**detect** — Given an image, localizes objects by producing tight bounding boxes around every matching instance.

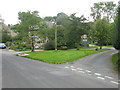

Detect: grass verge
[19,49,109,64]
[112,53,119,72]
[79,46,98,49]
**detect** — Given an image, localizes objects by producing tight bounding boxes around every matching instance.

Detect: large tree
[113,2,120,50]
[91,1,116,22]
[89,18,110,49]
[13,11,42,39]
[12,11,42,51]
[43,12,71,47]
[66,13,87,48]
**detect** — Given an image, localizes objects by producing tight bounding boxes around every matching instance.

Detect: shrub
[44,41,55,50]
[10,43,31,51]
[6,41,12,47]
[61,46,68,50]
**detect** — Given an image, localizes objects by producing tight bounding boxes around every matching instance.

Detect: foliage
[1,30,12,43]
[7,40,31,51]
[56,25,66,46]
[113,5,120,50]
[13,11,42,40]
[60,46,68,50]
[66,13,87,48]
[20,49,109,64]
[56,12,70,26]
[112,53,119,72]
[89,18,111,48]
[90,1,116,22]
[44,41,55,50]
[10,44,31,51]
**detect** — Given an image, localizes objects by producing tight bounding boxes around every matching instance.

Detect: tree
[56,12,70,26]
[102,2,116,22]
[89,18,110,49]
[90,1,116,22]
[44,16,54,21]
[90,2,103,21]
[13,11,42,51]
[113,2,120,50]
[1,30,12,43]
[43,12,71,47]
[56,25,66,46]
[66,13,87,49]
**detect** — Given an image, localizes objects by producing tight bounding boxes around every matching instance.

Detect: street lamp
[52,21,57,50]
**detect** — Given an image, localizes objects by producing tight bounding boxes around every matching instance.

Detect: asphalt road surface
[2,49,119,88]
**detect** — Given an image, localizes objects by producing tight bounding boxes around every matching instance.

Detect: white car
[0,43,6,49]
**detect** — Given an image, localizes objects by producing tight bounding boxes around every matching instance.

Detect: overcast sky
[0,0,119,25]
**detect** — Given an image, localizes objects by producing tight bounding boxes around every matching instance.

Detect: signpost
[81,34,88,41]
[81,34,88,47]
[29,26,39,51]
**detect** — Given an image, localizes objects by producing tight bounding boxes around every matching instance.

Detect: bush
[44,41,55,50]
[6,41,12,47]
[10,43,31,51]
[61,46,68,50]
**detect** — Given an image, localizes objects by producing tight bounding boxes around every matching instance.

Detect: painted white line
[97,77,105,80]
[105,76,113,79]
[85,70,91,73]
[78,71,85,73]
[110,81,119,85]
[70,66,74,67]
[65,66,70,68]
[77,68,83,70]
[94,73,101,76]
[71,69,77,71]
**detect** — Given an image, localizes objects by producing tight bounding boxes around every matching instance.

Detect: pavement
[1,48,119,88]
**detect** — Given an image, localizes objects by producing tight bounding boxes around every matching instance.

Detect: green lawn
[112,53,119,72]
[79,45,113,49]
[79,46,98,49]
[19,49,109,64]
[103,45,113,47]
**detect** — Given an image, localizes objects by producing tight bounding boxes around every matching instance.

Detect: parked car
[0,43,6,49]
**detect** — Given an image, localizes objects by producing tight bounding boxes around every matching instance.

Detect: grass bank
[112,53,119,72]
[19,49,109,64]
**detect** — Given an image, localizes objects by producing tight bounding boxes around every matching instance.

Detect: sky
[0,0,119,25]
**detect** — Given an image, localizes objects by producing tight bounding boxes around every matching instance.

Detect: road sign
[31,36,38,38]
[81,34,88,42]
[81,34,88,39]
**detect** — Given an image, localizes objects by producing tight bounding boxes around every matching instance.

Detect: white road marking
[70,66,74,68]
[94,73,101,76]
[77,68,83,70]
[105,76,113,79]
[97,77,105,80]
[71,69,77,71]
[110,81,119,85]
[78,71,85,73]
[85,70,91,73]
[65,66,69,68]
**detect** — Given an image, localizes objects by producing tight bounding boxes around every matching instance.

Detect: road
[2,49,119,88]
